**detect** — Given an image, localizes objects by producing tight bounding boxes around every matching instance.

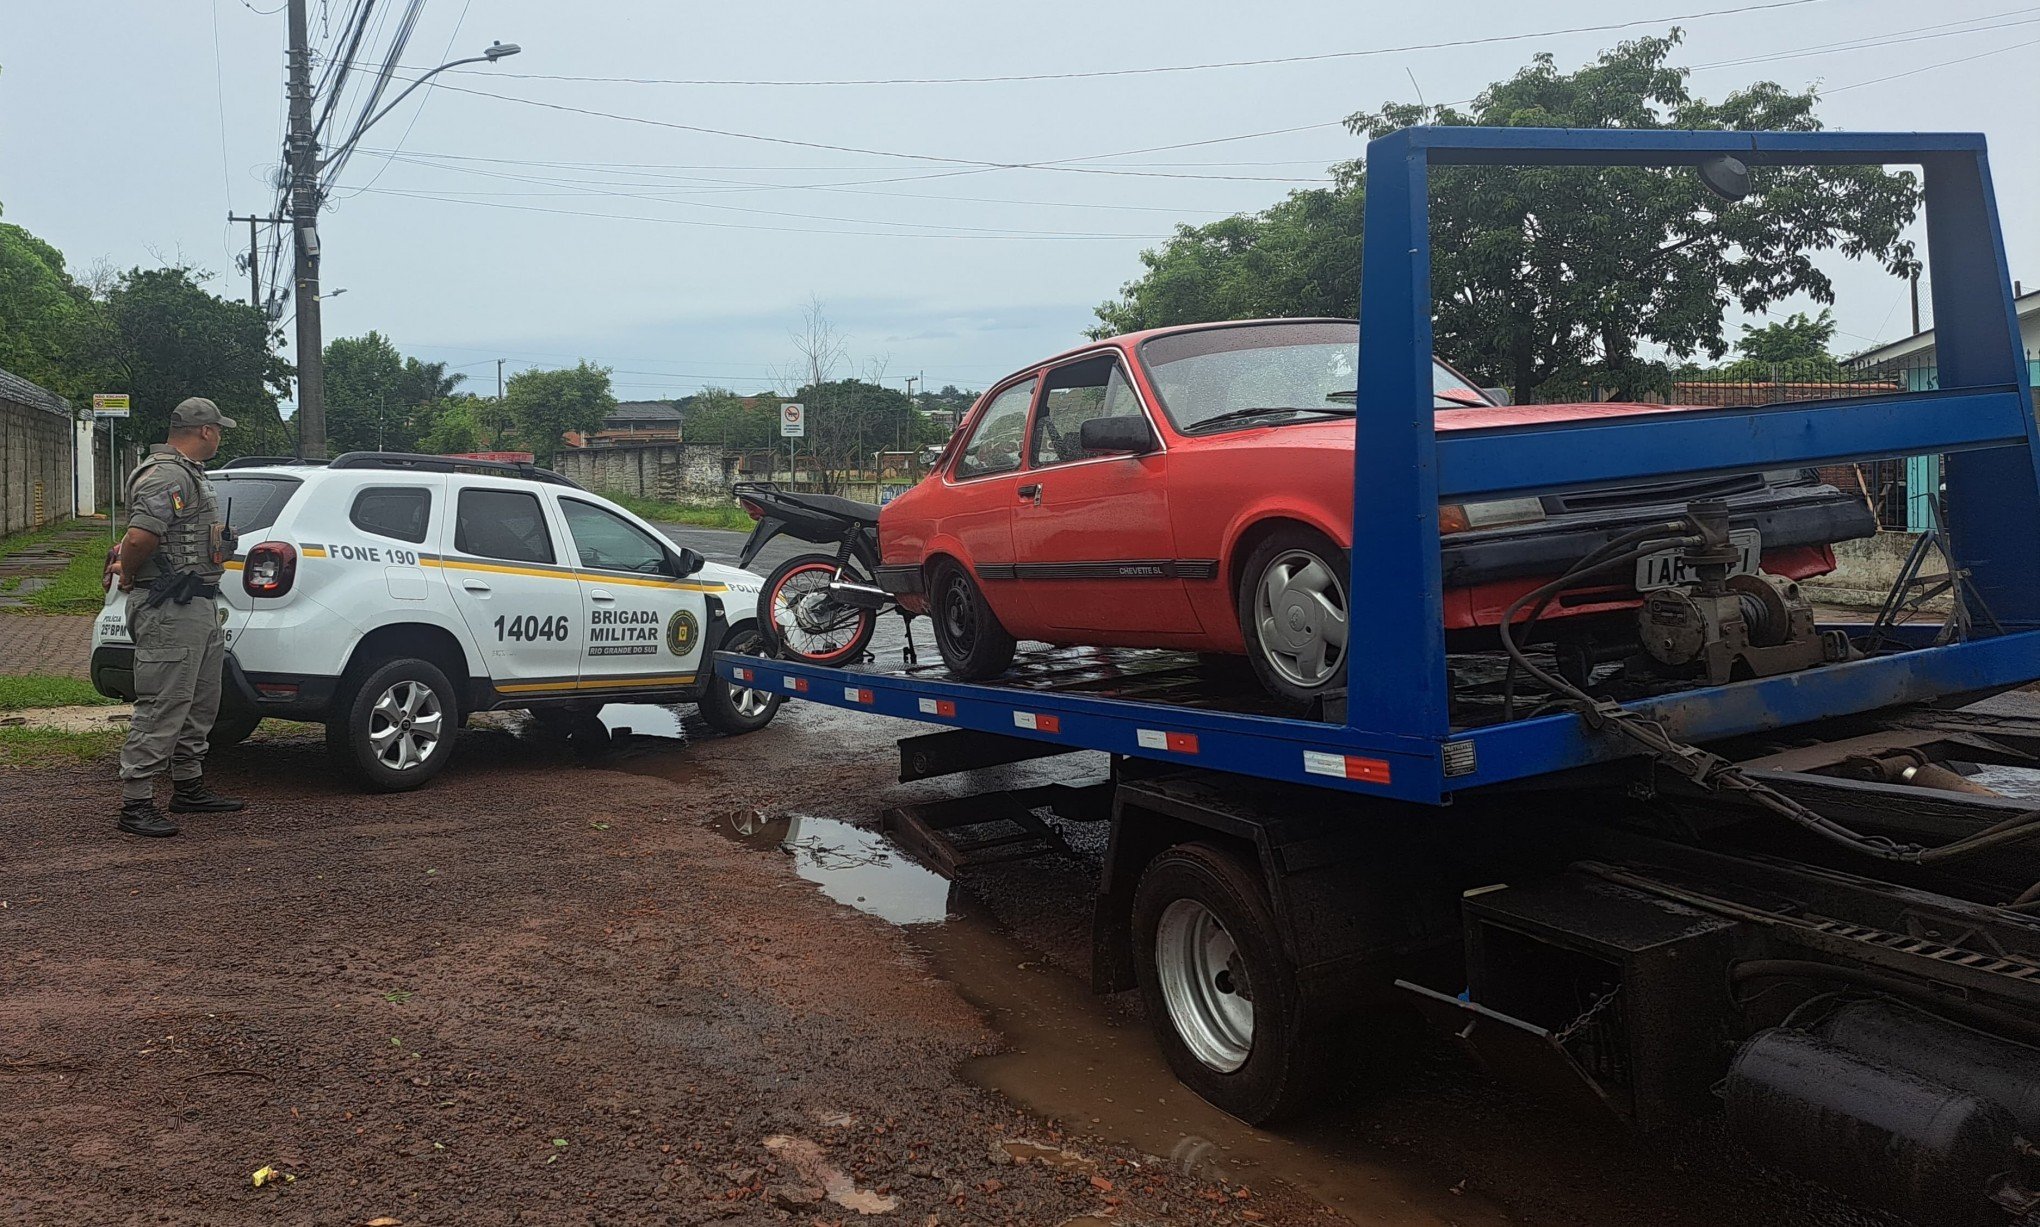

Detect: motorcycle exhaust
[826,579,890,610]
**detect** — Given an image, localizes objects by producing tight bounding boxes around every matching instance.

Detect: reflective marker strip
[1136,729,1200,754]
[731,666,753,682]
[917,698,956,717]
[1013,711,1061,733]
[843,686,874,704]
[1302,750,1392,784]
[781,676,808,692]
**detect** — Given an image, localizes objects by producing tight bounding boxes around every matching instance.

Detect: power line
[1824,31,2040,91]
[339,0,1834,87]
[1688,8,2040,70]
[333,0,473,198]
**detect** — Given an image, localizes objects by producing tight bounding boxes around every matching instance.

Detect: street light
[288,34,521,460]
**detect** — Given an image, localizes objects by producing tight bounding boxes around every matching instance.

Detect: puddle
[1962,763,2040,799]
[601,703,691,741]
[715,812,952,926]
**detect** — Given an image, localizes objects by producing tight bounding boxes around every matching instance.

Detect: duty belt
[138,574,222,607]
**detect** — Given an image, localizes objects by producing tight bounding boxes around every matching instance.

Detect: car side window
[454,488,555,565]
[560,499,671,575]
[954,378,1037,479]
[1030,356,1145,466]
[349,486,431,544]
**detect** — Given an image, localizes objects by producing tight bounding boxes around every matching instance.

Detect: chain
[1553,984,1622,1048]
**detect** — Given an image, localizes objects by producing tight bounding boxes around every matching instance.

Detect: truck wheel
[1237,527,1349,709]
[929,559,1016,680]
[210,712,263,747]
[328,658,459,792]
[1132,841,1331,1124]
[698,621,782,735]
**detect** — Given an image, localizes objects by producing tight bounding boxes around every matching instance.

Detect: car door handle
[589,589,617,603]
[462,579,491,594]
[1017,484,1042,504]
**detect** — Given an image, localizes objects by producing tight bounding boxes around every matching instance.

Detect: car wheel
[529,705,611,756]
[697,621,783,736]
[328,657,458,792]
[1132,842,1333,1124]
[1236,527,1349,709]
[928,559,1015,680]
[210,712,263,748]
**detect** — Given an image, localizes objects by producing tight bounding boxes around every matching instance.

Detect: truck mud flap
[1395,981,1624,1123]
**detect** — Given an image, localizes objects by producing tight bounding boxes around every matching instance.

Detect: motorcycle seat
[781,492,882,526]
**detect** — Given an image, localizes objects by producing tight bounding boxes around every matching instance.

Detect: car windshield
[1139,321,1490,432]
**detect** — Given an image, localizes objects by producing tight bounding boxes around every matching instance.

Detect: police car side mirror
[670,546,705,578]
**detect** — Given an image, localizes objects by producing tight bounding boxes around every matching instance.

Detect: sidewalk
[0,614,95,679]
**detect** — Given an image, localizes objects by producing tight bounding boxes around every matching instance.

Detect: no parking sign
[780,403,805,437]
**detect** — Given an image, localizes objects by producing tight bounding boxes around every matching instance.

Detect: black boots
[118,798,180,837]
[169,777,247,814]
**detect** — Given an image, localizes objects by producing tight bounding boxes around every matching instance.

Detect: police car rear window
[210,475,301,536]
[351,486,431,544]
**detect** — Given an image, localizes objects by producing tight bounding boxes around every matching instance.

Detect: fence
[1529,357,2040,532]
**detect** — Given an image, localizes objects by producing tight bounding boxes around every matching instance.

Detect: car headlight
[1439,497,1547,534]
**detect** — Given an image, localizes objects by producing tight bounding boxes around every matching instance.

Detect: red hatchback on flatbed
[876,319,1876,705]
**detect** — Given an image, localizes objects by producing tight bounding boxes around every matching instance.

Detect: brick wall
[0,368,77,536]
[554,442,743,503]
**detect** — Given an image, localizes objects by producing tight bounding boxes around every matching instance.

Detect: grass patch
[0,675,117,711]
[601,493,753,532]
[0,517,93,560]
[0,726,122,769]
[27,547,112,613]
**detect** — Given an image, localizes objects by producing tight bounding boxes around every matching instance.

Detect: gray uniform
[118,445,228,802]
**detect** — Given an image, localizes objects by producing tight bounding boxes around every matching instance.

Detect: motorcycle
[732,482,920,667]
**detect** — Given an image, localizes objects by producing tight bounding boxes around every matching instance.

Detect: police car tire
[698,621,782,736]
[210,712,263,748]
[329,657,459,792]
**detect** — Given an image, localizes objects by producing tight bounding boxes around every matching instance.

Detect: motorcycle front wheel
[760,553,878,668]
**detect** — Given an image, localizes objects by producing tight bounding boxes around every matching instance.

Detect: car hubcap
[368,680,443,771]
[1254,549,1347,689]
[1154,898,1254,1073]
[724,631,773,717]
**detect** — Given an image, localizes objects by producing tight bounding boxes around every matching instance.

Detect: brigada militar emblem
[666,610,699,656]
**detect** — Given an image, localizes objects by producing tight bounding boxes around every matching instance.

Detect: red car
[875,319,1876,705]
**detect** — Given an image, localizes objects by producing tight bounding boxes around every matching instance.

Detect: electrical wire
[1824,33,2040,92]
[332,0,473,199]
[333,1,1834,87]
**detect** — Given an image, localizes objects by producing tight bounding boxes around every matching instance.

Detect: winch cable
[1495,526,2040,872]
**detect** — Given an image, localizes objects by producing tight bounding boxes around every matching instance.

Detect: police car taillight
[244,542,297,596]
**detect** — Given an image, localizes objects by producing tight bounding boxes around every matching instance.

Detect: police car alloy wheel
[369,679,444,770]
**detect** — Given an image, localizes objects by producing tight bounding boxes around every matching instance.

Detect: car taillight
[243,542,297,596]
[740,498,765,521]
[1438,498,1547,534]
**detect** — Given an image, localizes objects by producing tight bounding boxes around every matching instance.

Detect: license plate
[1634,529,1760,591]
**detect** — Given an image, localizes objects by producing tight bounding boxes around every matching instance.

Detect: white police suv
[90,452,780,791]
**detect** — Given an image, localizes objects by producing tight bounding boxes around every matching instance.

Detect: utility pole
[1909,268,1922,336]
[285,0,327,459]
[227,214,281,308]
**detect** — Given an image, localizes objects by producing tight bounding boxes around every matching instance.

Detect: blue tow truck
[719,128,2040,1225]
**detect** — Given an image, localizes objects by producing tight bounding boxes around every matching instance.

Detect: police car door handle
[589,589,617,603]
[462,579,491,593]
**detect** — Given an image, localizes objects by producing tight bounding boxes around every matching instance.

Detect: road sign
[91,393,130,419]
[780,402,806,437]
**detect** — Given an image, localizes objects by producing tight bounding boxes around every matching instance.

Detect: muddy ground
[3,524,1917,1225]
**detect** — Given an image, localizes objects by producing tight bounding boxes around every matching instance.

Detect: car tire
[210,712,263,748]
[530,705,611,756]
[1236,527,1350,710]
[1132,841,1333,1125]
[697,621,783,736]
[928,559,1015,680]
[328,657,459,792]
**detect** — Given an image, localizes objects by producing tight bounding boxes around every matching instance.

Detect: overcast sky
[4,0,2037,412]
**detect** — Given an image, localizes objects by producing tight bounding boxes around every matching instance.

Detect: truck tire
[929,559,1016,680]
[1132,841,1332,1124]
[697,621,783,736]
[328,657,459,792]
[1236,526,1349,709]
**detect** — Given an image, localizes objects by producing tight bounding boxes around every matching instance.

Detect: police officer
[106,397,248,837]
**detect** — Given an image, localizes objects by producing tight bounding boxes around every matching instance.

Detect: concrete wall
[1799,531,1948,611]
[0,368,77,537]
[555,443,743,504]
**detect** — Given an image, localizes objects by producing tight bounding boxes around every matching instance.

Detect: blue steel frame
[718,128,2040,806]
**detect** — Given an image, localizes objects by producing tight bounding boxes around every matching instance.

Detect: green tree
[795,378,935,489]
[504,362,615,467]
[418,393,489,454]
[0,214,92,394]
[682,387,779,451]
[323,331,405,453]
[1096,32,1921,404]
[1736,309,1837,364]
[81,266,293,458]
